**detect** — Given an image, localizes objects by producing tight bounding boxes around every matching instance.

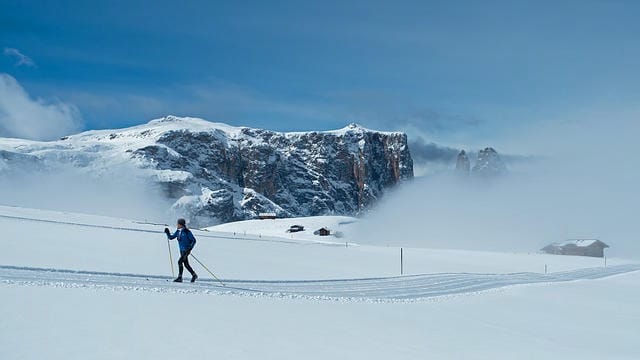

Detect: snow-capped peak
[145,115,244,135]
[325,122,403,136]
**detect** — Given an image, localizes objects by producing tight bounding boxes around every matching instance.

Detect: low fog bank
[408,136,536,177]
[358,111,640,259]
[0,164,171,223]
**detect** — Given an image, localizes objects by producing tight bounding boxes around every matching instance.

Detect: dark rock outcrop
[146,121,414,224]
[455,150,470,176]
[472,147,507,177]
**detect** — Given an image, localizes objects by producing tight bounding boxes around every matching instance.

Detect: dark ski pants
[178,249,196,277]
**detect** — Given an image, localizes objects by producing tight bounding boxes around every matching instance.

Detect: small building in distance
[258,212,277,220]
[314,227,331,236]
[287,225,305,233]
[541,239,609,258]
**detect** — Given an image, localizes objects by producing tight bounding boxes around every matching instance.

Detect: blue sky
[1,0,639,147]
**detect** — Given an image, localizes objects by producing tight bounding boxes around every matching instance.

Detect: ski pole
[190,253,225,286]
[167,238,175,278]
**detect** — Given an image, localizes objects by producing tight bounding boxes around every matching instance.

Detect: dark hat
[177,218,186,226]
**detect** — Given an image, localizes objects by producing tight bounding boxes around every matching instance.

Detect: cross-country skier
[165,218,198,283]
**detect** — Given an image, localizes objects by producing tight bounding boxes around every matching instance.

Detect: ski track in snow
[1,264,639,303]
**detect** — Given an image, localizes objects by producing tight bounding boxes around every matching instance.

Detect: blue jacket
[167,228,196,252]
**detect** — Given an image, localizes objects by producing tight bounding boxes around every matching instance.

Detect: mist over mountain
[408,136,520,177]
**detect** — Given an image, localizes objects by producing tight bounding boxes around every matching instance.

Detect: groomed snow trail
[2,264,638,303]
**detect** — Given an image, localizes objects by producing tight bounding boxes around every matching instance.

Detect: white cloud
[0,73,82,140]
[3,47,36,67]
[357,107,640,257]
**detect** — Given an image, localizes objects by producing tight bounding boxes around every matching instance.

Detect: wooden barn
[314,227,331,236]
[258,212,277,220]
[287,225,305,233]
[541,239,609,258]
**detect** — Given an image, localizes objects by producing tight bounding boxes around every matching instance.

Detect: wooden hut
[314,227,331,236]
[258,212,277,220]
[541,239,609,258]
[287,225,305,233]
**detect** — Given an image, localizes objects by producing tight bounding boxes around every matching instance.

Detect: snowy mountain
[454,150,471,176]
[451,147,507,178]
[0,116,413,225]
[472,147,507,177]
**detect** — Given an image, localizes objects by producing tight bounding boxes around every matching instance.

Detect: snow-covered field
[1,205,639,359]
[204,215,359,243]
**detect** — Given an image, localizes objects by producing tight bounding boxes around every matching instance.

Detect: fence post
[401,247,404,275]
[544,264,548,274]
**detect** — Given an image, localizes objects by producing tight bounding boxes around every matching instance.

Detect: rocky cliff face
[455,150,471,176]
[0,116,413,226]
[137,119,413,224]
[451,147,507,179]
[472,147,507,177]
